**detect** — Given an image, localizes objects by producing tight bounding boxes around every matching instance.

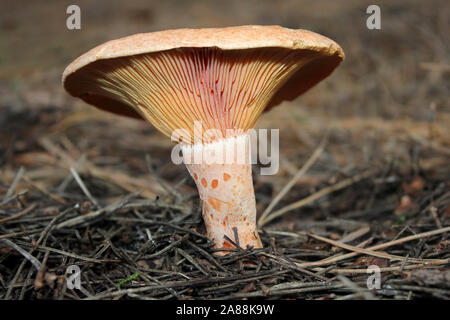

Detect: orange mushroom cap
[62,25,344,143]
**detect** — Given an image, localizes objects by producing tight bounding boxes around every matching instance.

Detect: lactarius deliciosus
[62,25,344,254]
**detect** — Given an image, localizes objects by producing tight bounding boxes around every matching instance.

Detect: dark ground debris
[0,105,448,300]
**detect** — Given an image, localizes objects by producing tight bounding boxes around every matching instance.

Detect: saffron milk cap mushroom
[62,25,344,254]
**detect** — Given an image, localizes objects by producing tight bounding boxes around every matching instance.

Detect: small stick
[30,244,120,264]
[177,248,210,276]
[56,154,87,193]
[55,192,137,229]
[70,167,100,207]
[0,228,43,240]
[2,166,25,201]
[145,154,181,201]
[4,259,27,299]
[143,235,186,259]
[233,227,241,250]
[34,250,50,289]
[1,239,41,270]
[262,253,330,282]
[339,226,371,243]
[22,175,67,204]
[0,203,36,225]
[259,136,327,225]
[0,190,28,207]
[297,225,450,268]
[315,263,447,274]
[409,132,450,156]
[308,233,448,264]
[429,206,442,229]
[38,137,161,198]
[86,270,289,300]
[337,275,377,300]
[260,170,375,227]
[185,240,228,272]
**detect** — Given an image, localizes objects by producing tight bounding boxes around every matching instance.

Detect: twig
[22,175,67,204]
[145,154,181,202]
[259,170,376,227]
[0,228,43,240]
[177,248,210,276]
[4,259,27,299]
[0,190,28,207]
[409,133,450,156]
[30,244,120,263]
[143,235,187,259]
[262,253,330,282]
[296,226,450,268]
[0,203,36,224]
[319,264,448,275]
[340,226,371,243]
[185,240,228,272]
[56,154,87,193]
[218,282,345,299]
[337,275,377,300]
[258,136,327,226]
[70,167,100,207]
[3,166,25,201]
[55,192,138,229]
[34,250,50,289]
[86,270,290,300]
[307,233,448,264]
[1,239,41,270]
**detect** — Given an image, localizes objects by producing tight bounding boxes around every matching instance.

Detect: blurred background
[0,0,449,222]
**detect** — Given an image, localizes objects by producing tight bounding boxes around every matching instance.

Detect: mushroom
[62,25,344,254]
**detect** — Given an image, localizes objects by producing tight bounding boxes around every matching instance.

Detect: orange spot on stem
[211,179,218,188]
[222,216,228,226]
[223,173,231,181]
[222,240,233,249]
[208,197,222,211]
[201,178,207,188]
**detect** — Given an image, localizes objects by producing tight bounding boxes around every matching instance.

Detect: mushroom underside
[64,47,336,143]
